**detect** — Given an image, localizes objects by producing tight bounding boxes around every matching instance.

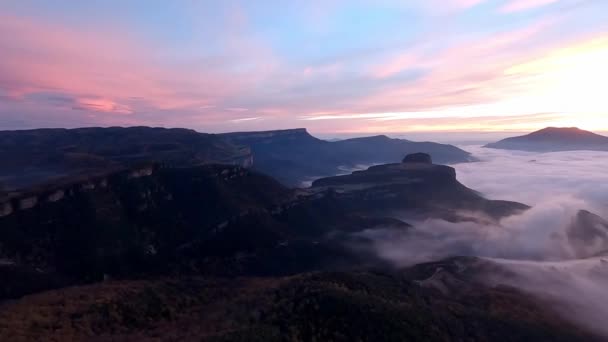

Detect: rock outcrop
[311,156,527,221]
[403,152,432,164]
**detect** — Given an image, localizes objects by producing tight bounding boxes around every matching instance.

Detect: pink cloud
[370,53,419,79]
[0,13,278,127]
[356,18,557,113]
[500,0,559,13]
[73,98,134,115]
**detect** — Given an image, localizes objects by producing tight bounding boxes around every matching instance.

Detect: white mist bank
[351,146,608,265]
[356,146,608,337]
[454,145,608,212]
[487,256,608,337]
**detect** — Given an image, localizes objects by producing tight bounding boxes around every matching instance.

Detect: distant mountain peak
[539,126,581,131]
[529,127,594,136]
[485,127,608,152]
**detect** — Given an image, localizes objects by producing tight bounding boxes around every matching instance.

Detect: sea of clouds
[455,146,608,212]
[358,145,608,264]
[355,145,608,336]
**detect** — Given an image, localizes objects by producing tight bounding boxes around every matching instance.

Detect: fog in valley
[352,145,608,336]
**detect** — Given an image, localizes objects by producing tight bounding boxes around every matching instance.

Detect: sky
[1,0,607,134]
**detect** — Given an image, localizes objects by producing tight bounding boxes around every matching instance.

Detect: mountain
[0,163,294,292]
[3,152,604,340]
[221,128,473,186]
[311,153,528,221]
[0,127,252,191]
[484,127,608,152]
[0,154,525,298]
[0,266,600,341]
[0,127,473,191]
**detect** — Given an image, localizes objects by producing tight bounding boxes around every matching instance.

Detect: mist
[455,146,608,211]
[353,145,608,337]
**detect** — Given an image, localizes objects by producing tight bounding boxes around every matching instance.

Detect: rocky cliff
[0,127,253,191]
[312,153,528,221]
[0,163,291,292]
[0,154,526,299]
[1,154,603,341]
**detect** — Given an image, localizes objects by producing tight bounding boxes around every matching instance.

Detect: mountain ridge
[221,128,473,185]
[0,127,473,190]
[0,126,253,191]
[485,127,608,152]
[1,153,606,340]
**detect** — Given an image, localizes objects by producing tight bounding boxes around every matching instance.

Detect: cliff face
[0,163,291,290]
[0,127,253,191]
[0,160,402,289]
[2,157,596,341]
[221,128,314,142]
[0,155,528,300]
[0,165,164,217]
[312,155,528,221]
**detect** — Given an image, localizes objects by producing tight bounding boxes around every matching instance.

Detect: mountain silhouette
[485,127,608,152]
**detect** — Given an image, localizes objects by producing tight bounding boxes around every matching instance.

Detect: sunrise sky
[1,0,607,134]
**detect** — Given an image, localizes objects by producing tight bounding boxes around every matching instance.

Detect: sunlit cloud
[0,0,607,132]
[73,98,133,115]
[225,107,250,112]
[229,117,262,123]
[500,0,560,13]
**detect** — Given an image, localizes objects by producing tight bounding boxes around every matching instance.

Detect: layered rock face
[312,153,526,221]
[0,163,291,294]
[0,127,253,191]
[2,152,606,341]
[0,154,525,296]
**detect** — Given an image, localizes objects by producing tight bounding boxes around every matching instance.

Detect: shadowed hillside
[221,128,473,186]
[0,269,599,341]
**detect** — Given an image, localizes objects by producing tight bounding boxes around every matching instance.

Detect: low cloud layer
[355,146,608,336]
[358,145,608,265]
[455,146,608,211]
